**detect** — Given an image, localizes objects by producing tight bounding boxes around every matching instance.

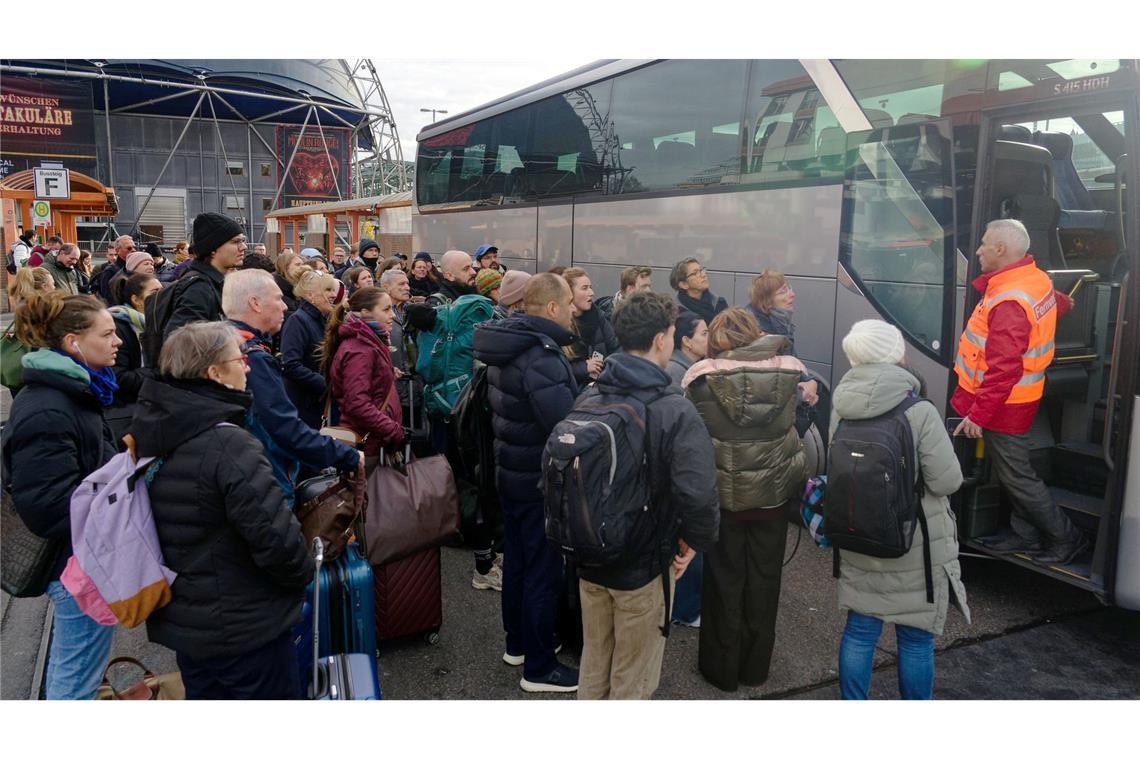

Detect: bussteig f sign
[34,167,71,200]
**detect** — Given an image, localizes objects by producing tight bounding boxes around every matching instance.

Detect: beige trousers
[577,573,675,700]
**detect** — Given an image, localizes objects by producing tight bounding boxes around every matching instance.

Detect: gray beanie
[842,319,906,367]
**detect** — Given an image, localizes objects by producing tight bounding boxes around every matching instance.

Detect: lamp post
[420,107,448,123]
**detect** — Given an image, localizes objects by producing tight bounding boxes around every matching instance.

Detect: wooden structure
[264,191,412,257]
[0,169,118,243]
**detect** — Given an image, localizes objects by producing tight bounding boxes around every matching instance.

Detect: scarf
[676,289,723,324]
[50,347,119,407]
[365,319,390,342]
[109,305,146,338]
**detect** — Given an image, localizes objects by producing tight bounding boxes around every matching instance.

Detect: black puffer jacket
[574,353,720,591]
[1,351,117,581]
[164,260,226,339]
[129,377,314,660]
[473,314,578,504]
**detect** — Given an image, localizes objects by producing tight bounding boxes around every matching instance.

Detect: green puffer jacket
[829,363,970,635]
[683,335,807,511]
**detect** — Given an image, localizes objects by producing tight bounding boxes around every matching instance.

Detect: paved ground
[3,349,1137,700]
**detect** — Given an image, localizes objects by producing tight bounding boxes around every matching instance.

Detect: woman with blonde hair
[2,268,56,394]
[273,251,305,320]
[281,269,341,430]
[681,307,808,692]
[561,267,618,385]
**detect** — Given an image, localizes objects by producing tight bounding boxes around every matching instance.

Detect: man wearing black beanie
[161,212,246,341]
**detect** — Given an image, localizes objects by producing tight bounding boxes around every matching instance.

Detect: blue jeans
[45,580,115,700]
[839,610,934,700]
[672,552,702,624]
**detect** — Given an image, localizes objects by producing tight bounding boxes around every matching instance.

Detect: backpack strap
[642,387,675,639]
[917,500,934,604]
[892,393,934,603]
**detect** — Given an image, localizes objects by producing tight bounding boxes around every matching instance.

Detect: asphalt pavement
[3,363,1137,700]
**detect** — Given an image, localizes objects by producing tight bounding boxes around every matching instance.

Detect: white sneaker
[472,563,503,592]
[673,614,700,629]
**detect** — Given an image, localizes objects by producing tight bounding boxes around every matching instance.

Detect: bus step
[1049,443,1108,496]
[1049,486,1104,533]
[964,541,1100,591]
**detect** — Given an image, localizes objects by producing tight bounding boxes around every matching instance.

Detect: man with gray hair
[224,269,362,506]
[951,218,1083,565]
[96,234,137,302]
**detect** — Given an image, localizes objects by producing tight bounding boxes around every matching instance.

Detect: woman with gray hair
[281,269,341,429]
[127,321,314,699]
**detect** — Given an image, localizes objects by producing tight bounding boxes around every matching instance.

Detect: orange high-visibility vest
[954,262,1057,405]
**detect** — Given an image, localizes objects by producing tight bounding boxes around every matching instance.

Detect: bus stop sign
[33,167,70,200]
[31,200,51,226]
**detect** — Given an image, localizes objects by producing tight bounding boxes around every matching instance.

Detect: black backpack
[542,389,675,636]
[141,273,200,367]
[542,391,662,568]
[824,394,934,602]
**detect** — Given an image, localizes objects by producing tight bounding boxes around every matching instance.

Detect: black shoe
[1028,535,1089,566]
[519,663,579,693]
[977,533,1043,554]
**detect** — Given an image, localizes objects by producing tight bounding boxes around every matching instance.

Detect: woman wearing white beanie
[830,319,968,700]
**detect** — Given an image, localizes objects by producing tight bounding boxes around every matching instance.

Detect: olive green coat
[829,363,970,635]
[683,335,807,512]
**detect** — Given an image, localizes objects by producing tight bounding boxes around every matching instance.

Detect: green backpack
[415,294,496,418]
[0,324,30,391]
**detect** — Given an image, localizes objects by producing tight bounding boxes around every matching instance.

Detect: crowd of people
[15,213,1084,702]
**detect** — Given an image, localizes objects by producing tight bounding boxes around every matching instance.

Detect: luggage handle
[311,537,324,696]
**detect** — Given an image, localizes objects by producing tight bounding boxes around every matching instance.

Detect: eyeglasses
[217,353,248,368]
[776,284,793,296]
[685,267,706,279]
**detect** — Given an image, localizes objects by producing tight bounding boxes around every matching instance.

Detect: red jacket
[328,316,404,457]
[951,256,1071,434]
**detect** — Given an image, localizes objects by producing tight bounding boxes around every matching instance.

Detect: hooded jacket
[574,353,721,591]
[153,257,178,284]
[164,260,226,339]
[682,335,806,512]
[472,314,578,503]
[328,315,405,457]
[1,349,118,581]
[96,258,127,303]
[230,320,360,505]
[280,301,328,430]
[830,363,969,635]
[273,272,300,324]
[129,377,313,659]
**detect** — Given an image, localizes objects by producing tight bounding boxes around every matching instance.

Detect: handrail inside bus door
[1104,271,1129,471]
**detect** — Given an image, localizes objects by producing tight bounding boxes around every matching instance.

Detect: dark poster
[0,75,98,181]
[275,125,351,208]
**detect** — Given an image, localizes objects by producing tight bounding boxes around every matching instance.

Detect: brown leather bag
[318,384,397,449]
[363,446,460,566]
[295,465,366,563]
[95,656,185,700]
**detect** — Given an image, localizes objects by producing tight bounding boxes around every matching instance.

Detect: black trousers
[176,628,302,700]
[698,515,787,691]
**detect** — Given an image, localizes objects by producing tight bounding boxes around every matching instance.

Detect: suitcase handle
[311,538,324,696]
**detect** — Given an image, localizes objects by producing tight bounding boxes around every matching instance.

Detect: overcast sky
[373,58,593,163]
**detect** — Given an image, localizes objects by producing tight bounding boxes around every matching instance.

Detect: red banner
[275,125,351,208]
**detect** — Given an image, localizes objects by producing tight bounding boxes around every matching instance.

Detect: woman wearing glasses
[669,257,728,324]
[128,321,314,699]
[748,270,819,408]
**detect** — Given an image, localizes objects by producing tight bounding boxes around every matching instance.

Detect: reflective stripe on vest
[954,263,1057,405]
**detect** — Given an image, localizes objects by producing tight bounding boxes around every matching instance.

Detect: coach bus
[412,59,1139,609]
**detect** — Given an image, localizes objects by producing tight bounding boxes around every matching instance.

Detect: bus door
[969,76,1139,603]
[835,118,960,411]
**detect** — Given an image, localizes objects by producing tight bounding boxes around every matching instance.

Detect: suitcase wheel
[424,629,440,646]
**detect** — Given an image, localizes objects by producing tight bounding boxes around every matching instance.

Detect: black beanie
[145,242,162,256]
[190,212,244,259]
